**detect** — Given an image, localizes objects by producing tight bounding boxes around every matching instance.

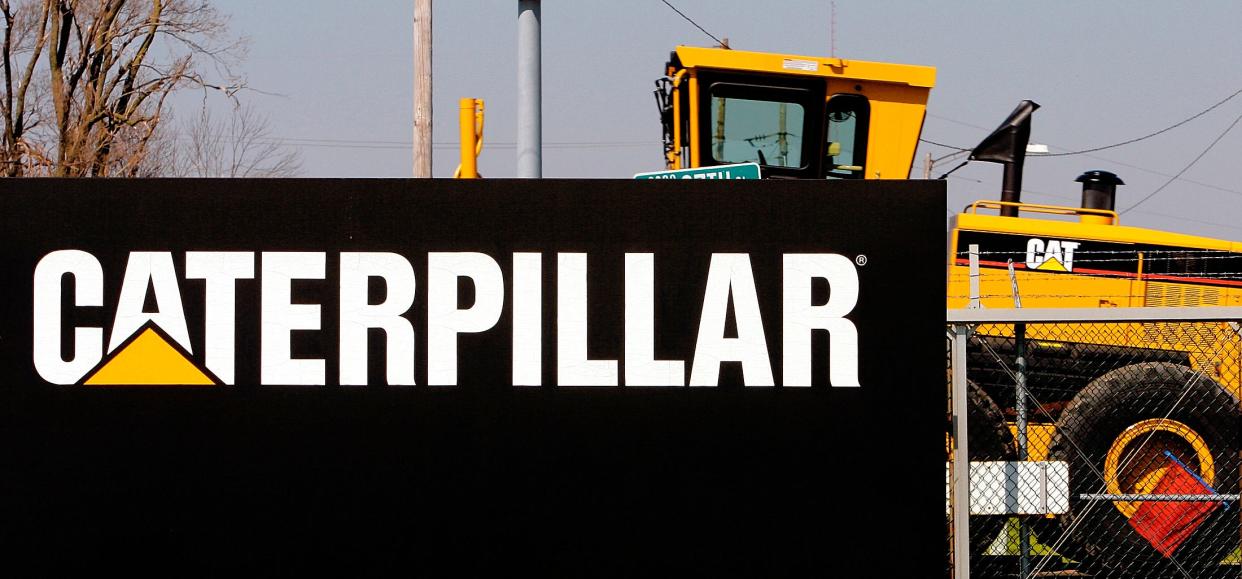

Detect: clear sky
[190,0,1242,241]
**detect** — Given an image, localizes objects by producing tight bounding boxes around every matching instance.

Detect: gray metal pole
[517,0,542,178]
[1015,323,1031,578]
[952,323,971,578]
[1006,259,1031,578]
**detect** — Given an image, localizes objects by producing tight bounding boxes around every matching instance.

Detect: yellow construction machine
[655,44,1241,576]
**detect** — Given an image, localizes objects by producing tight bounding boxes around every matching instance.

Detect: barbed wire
[948,293,1228,300]
[955,259,1242,267]
[954,249,1238,256]
[950,271,1242,281]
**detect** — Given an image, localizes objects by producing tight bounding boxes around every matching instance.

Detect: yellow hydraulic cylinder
[456,98,484,178]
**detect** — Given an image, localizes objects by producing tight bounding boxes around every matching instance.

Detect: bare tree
[1,0,242,177]
[174,103,300,177]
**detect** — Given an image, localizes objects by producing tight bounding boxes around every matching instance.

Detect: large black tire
[948,381,1015,566]
[1050,362,1240,577]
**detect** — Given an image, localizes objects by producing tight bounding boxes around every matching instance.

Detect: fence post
[952,323,971,578]
[968,244,981,309]
[1001,259,1032,577]
[1014,322,1031,578]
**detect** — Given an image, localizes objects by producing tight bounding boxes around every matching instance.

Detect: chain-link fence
[949,308,1242,578]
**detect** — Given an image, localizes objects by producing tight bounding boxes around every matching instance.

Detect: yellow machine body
[658,44,1241,566]
[948,201,1242,404]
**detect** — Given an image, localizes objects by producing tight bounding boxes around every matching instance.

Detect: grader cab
[655,45,933,179]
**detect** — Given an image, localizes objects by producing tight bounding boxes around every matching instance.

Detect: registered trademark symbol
[855,254,868,266]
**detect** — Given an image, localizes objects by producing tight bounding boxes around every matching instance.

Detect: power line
[659,0,725,47]
[1128,208,1242,234]
[182,135,658,151]
[919,110,1242,235]
[945,172,1242,233]
[916,162,980,183]
[923,110,1242,199]
[925,87,1242,158]
[926,88,1242,157]
[1040,87,1242,156]
[950,178,1242,235]
[926,113,991,132]
[1071,149,1242,198]
[993,132,1242,231]
[1120,110,1242,215]
[919,137,968,151]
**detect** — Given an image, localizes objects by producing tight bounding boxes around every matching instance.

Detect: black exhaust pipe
[969,100,1040,217]
[1076,170,1123,224]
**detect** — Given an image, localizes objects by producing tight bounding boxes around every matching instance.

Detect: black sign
[0,178,944,574]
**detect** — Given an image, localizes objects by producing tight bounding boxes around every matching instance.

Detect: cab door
[823,93,870,179]
[694,71,826,179]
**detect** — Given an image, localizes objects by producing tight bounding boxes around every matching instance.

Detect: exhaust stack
[969,100,1040,217]
[1076,170,1123,225]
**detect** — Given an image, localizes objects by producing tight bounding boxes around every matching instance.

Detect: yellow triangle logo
[1035,256,1069,272]
[82,324,218,386]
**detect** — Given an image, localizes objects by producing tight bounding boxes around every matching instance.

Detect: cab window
[709,87,807,168]
[824,94,870,179]
[705,81,821,175]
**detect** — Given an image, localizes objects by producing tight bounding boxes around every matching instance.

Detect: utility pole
[517,0,541,178]
[830,1,836,57]
[413,0,433,177]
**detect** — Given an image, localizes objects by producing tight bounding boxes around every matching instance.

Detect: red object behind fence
[1128,457,1221,557]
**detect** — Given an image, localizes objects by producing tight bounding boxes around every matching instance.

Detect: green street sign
[634,162,761,180]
